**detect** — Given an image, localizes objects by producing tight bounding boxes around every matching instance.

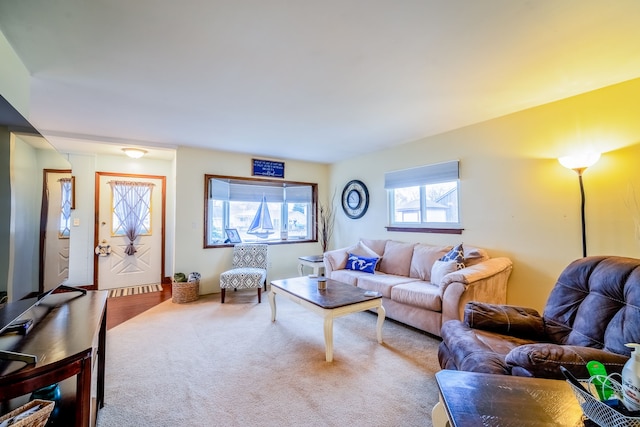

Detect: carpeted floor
[107,284,163,298]
[97,291,442,427]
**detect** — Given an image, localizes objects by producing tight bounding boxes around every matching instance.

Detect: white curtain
[109,181,155,255]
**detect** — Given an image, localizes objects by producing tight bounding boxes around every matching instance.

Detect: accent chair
[220,244,268,303]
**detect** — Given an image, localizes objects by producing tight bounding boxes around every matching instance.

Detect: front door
[95,172,166,290]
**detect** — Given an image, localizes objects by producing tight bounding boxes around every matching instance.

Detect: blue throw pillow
[439,243,465,270]
[345,253,379,274]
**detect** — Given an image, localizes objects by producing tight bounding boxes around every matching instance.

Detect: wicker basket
[568,376,640,427]
[172,280,199,303]
[0,399,55,427]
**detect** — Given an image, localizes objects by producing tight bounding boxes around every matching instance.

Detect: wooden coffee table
[269,276,385,362]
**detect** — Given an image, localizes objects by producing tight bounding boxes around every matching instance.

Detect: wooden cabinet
[0,290,107,427]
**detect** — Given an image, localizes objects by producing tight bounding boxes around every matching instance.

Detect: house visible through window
[205,175,317,247]
[385,160,461,231]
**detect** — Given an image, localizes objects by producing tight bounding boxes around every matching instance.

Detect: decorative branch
[318,190,336,254]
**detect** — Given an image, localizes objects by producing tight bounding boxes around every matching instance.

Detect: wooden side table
[433,370,592,427]
[298,255,325,276]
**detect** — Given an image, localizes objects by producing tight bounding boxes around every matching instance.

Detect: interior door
[42,170,72,292]
[95,173,165,290]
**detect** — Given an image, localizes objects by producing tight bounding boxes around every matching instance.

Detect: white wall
[0,30,29,118]
[174,147,330,295]
[9,135,39,299]
[59,149,177,287]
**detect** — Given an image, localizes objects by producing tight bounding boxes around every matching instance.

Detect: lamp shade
[558,152,600,170]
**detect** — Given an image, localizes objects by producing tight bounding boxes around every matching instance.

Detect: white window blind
[209,179,312,203]
[384,160,459,189]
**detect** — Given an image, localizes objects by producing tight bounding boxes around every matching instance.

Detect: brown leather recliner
[438,255,640,379]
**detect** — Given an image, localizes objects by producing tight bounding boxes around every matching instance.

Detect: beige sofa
[323,239,513,337]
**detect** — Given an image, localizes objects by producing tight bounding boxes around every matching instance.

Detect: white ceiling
[1,1,640,163]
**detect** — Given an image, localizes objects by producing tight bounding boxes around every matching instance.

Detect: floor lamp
[558,153,601,257]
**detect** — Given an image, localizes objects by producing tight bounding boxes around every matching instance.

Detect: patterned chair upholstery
[220,244,268,303]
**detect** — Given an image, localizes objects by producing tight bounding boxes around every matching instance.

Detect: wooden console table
[0,290,107,427]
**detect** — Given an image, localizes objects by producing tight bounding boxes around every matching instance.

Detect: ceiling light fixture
[122,148,147,159]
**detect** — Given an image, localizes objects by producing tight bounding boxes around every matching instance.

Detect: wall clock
[341,180,369,219]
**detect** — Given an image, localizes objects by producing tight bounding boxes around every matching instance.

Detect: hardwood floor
[106,284,172,330]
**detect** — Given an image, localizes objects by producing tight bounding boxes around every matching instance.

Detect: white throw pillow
[431,260,459,285]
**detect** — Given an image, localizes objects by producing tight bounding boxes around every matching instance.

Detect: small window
[204,175,317,247]
[58,177,72,238]
[385,161,461,232]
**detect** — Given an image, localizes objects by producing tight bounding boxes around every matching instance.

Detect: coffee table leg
[323,315,334,362]
[269,290,277,322]
[376,304,386,343]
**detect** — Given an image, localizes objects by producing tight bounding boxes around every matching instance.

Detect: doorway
[40,169,72,293]
[94,172,166,290]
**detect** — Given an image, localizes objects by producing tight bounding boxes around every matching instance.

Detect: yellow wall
[330,78,640,312]
[174,147,330,294]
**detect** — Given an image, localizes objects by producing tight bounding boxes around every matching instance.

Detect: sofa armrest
[463,301,546,340]
[323,247,349,277]
[506,343,630,379]
[440,257,513,326]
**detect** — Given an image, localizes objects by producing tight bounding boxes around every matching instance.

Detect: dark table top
[298,255,324,263]
[435,370,594,427]
[270,276,380,309]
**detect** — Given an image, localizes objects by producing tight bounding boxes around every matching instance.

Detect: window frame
[384,161,463,234]
[204,174,318,248]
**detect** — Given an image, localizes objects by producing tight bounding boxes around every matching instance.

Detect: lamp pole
[559,152,599,258]
[576,168,587,257]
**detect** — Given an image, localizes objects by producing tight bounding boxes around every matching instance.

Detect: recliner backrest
[542,256,640,357]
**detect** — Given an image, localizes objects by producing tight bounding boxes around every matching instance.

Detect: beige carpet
[96,291,442,427]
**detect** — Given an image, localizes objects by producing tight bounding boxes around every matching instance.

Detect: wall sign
[252,158,285,178]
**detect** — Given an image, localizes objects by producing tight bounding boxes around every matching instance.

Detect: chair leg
[221,288,226,303]
[258,288,261,303]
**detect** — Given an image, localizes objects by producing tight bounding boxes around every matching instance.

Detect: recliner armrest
[506,343,630,379]
[464,301,547,340]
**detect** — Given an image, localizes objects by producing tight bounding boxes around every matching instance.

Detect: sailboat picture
[247,195,275,239]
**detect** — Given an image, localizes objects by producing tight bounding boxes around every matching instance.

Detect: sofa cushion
[356,274,415,298]
[359,238,388,257]
[409,244,451,281]
[391,281,442,311]
[331,269,372,286]
[439,243,465,269]
[324,241,379,272]
[439,320,537,375]
[464,245,490,266]
[431,260,459,285]
[345,253,379,274]
[379,241,416,276]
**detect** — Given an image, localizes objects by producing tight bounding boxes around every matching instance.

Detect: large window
[205,175,317,247]
[384,160,461,233]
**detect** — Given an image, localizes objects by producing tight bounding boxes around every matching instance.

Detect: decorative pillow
[345,253,379,274]
[379,240,416,276]
[431,260,459,285]
[439,243,465,270]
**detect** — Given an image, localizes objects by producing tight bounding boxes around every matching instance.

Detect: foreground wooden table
[269,276,385,362]
[0,290,107,427]
[433,370,593,427]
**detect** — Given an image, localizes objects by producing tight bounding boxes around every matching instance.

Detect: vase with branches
[318,191,336,254]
